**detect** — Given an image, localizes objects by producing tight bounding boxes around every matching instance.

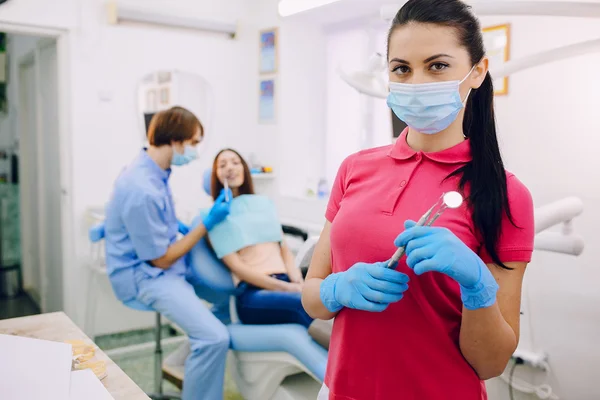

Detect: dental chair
[187,222,327,400]
[173,168,327,399]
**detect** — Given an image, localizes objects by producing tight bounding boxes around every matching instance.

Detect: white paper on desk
[69,369,114,400]
[0,333,72,400]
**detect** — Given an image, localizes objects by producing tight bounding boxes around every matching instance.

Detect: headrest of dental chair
[189,215,238,294]
[203,168,212,197]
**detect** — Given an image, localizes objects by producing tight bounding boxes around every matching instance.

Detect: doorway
[0,33,64,318]
[18,52,42,306]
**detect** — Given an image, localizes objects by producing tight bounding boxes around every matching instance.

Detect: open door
[17,38,63,312]
[18,54,43,307]
[37,39,63,312]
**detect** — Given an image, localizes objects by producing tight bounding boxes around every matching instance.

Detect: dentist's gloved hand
[395,220,498,310]
[320,261,410,313]
[202,188,232,231]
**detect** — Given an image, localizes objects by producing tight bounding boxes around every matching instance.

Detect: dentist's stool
[88,222,182,400]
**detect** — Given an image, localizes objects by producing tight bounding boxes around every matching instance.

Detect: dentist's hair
[147,106,203,147]
[387,0,515,270]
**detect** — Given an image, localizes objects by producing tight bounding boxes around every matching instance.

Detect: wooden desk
[0,312,150,400]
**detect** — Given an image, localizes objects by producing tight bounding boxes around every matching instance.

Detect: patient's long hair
[211,148,255,200]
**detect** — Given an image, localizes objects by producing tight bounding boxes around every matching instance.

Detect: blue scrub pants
[235,274,314,328]
[136,270,229,400]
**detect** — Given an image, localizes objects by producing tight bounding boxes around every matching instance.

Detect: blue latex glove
[202,188,232,231]
[320,261,410,313]
[394,220,499,310]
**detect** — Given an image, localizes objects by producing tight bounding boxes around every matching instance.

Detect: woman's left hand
[394,220,499,310]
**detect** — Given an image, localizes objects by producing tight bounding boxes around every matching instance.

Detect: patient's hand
[289,273,304,284]
[283,282,303,293]
[286,262,304,285]
[281,241,304,285]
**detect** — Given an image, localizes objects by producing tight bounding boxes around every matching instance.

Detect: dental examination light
[491,38,600,79]
[534,197,583,233]
[535,231,584,256]
[533,197,584,256]
[337,53,387,98]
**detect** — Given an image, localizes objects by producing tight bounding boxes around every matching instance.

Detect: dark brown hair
[147,106,204,147]
[211,149,254,200]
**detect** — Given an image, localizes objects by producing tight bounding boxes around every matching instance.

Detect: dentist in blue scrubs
[104,106,233,400]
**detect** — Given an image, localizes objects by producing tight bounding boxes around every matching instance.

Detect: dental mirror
[443,191,463,209]
[223,178,230,202]
[387,190,464,268]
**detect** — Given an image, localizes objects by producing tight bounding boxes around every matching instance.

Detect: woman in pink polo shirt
[301,0,535,399]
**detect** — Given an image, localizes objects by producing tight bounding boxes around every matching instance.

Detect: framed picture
[259,79,275,123]
[259,28,278,74]
[482,24,511,96]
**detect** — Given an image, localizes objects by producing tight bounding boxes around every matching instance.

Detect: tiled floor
[95,327,244,400]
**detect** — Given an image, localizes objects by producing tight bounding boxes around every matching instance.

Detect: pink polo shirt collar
[388,129,472,164]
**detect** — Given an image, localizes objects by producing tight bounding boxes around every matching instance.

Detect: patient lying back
[237,242,287,284]
[203,149,312,328]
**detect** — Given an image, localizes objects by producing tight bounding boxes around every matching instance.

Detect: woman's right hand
[319,261,409,313]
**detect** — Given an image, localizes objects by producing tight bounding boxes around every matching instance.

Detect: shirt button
[400,180,406,187]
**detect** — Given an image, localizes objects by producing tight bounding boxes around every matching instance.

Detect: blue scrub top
[104,149,186,302]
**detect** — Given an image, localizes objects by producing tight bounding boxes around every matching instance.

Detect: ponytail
[449,72,515,269]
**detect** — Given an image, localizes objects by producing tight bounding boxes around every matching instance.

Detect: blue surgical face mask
[386,67,474,135]
[171,145,198,166]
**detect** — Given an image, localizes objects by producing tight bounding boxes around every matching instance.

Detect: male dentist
[104,106,232,400]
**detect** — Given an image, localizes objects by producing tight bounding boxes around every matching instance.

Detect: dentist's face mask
[387,66,475,135]
[171,144,198,166]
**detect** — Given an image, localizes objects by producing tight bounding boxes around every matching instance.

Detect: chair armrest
[308,319,333,350]
[294,235,319,274]
[282,224,309,241]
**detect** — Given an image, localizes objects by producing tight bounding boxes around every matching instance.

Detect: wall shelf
[251,173,276,180]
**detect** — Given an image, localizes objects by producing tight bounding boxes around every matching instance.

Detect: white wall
[478,14,600,400]
[244,0,330,229]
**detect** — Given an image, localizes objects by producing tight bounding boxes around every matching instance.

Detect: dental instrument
[387,191,464,268]
[224,179,229,202]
